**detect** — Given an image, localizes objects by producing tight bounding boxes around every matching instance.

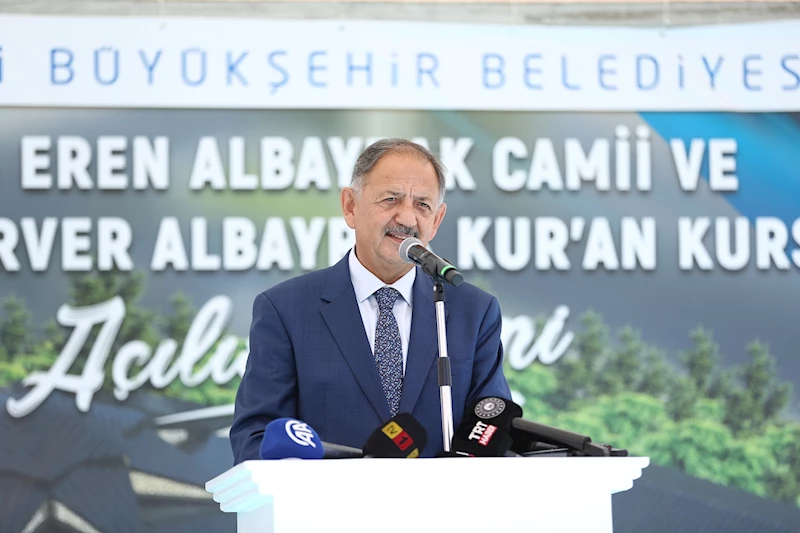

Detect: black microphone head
[451,414,515,457]
[362,413,427,458]
[399,237,423,264]
[449,397,523,457]
[468,397,523,431]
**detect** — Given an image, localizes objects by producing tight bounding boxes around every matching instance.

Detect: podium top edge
[206,455,650,492]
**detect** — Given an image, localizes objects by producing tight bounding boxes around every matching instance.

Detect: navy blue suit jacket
[230,251,511,462]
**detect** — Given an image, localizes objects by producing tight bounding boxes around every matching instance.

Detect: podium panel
[207,457,649,533]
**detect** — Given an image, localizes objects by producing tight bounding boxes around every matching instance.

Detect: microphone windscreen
[362,413,427,458]
[259,418,325,460]
[399,237,423,263]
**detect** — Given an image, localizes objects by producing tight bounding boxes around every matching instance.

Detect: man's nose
[394,200,417,228]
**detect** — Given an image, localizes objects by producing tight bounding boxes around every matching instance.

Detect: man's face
[341,151,447,283]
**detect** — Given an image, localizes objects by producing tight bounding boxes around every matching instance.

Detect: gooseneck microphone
[399,237,458,453]
[399,237,463,287]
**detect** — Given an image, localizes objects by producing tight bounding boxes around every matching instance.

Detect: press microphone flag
[399,237,463,286]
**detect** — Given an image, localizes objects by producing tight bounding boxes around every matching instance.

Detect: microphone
[450,414,519,457]
[259,418,365,460]
[399,237,463,287]
[448,397,520,457]
[467,397,609,457]
[362,413,427,458]
[259,418,325,460]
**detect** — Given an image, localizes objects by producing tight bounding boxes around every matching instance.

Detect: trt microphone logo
[467,421,498,447]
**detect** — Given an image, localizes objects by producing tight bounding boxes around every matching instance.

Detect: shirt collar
[349,247,415,306]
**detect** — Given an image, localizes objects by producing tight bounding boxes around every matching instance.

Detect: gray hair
[350,138,447,206]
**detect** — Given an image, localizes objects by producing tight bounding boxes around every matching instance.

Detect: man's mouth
[385,232,408,242]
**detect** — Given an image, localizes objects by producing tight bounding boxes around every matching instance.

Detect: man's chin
[380,240,410,264]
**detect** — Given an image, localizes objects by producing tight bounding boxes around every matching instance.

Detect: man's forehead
[368,172,438,192]
[372,183,437,199]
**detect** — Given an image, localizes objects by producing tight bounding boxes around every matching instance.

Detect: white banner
[0,15,798,111]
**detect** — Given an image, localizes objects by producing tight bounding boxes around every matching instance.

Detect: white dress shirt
[348,247,415,376]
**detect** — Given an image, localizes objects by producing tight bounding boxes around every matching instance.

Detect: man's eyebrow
[376,189,406,198]
[375,189,433,202]
[413,193,433,202]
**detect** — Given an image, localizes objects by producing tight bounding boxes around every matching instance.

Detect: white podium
[206,456,649,533]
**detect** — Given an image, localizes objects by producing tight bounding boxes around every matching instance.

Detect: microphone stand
[433,280,455,453]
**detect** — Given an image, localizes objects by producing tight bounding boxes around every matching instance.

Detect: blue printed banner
[0,15,797,110]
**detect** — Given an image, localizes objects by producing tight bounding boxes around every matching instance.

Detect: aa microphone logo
[285,420,317,447]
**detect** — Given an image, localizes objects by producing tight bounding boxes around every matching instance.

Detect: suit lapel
[398,270,448,415]
[320,254,391,422]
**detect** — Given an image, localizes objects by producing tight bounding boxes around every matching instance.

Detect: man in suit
[230,138,511,462]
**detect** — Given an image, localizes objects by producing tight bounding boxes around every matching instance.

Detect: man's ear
[341,187,357,229]
[428,202,447,242]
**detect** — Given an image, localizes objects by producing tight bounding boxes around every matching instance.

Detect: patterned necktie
[373,287,403,417]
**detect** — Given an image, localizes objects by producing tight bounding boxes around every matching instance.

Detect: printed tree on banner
[0,295,36,385]
[160,290,243,406]
[0,268,242,405]
[545,311,677,410]
[595,327,646,397]
[722,341,793,436]
[504,308,800,508]
[547,310,609,409]
[0,296,34,362]
[763,424,800,506]
[67,268,242,404]
[680,327,720,393]
[666,327,726,421]
[640,417,778,497]
[163,292,194,342]
[49,267,160,391]
[68,267,160,358]
[635,347,672,397]
[674,328,792,435]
